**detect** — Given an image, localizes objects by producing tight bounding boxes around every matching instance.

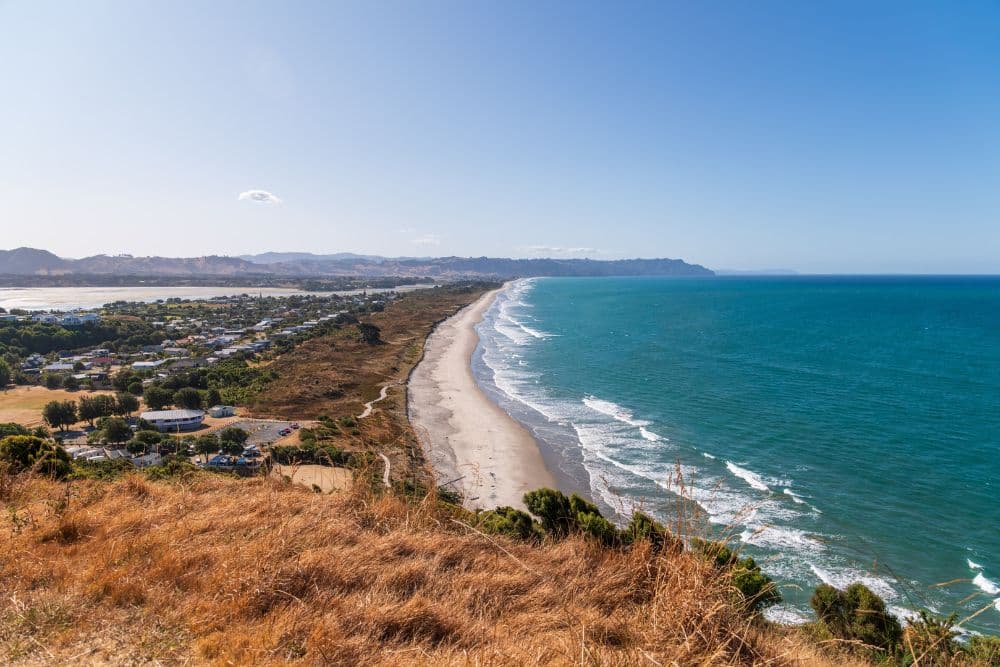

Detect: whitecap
[726,461,771,492]
[582,396,651,428]
[973,572,1000,596]
[639,426,663,442]
[740,524,823,552]
[702,452,716,459]
[968,559,984,570]
[783,488,806,504]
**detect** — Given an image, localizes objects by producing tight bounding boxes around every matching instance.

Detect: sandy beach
[409,288,555,510]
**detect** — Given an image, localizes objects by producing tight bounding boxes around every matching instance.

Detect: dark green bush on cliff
[478,506,542,541]
[521,488,681,550]
[622,511,678,552]
[522,488,620,545]
[809,582,901,651]
[693,538,781,613]
[522,488,575,537]
[0,435,72,479]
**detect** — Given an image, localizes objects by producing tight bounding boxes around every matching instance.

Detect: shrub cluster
[0,435,72,479]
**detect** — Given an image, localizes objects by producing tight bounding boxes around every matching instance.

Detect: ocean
[472,276,1000,632]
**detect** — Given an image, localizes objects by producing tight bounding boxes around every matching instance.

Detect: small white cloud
[522,245,598,257]
[411,234,442,246]
[238,190,282,204]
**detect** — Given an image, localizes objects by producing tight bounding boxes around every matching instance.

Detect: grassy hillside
[0,470,854,666]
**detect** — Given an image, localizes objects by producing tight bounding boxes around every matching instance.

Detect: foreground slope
[0,472,851,666]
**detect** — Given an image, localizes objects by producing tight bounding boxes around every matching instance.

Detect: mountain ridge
[0,247,714,278]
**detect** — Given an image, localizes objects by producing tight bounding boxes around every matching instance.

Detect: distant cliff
[0,247,714,279]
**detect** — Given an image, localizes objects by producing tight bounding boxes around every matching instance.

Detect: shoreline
[408,286,555,509]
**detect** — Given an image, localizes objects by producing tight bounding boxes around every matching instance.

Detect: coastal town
[0,288,410,481]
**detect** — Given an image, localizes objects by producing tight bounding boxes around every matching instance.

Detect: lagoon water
[474,276,1000,631]
[0,284,432,311]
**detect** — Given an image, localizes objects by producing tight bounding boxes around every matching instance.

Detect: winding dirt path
[358,383,398,419]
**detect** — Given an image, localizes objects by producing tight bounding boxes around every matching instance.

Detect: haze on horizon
[2,1,999,274]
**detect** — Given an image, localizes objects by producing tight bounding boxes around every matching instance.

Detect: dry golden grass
[0,386,117,428]
[0,470,861,666]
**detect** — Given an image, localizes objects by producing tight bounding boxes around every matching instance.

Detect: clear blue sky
[2,1,998,273]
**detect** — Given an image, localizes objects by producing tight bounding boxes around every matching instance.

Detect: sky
[1,1,999,273]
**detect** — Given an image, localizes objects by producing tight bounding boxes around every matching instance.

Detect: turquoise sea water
[473,276,1000,631]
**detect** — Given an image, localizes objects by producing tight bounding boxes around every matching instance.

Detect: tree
[194,434,219,461]
[126,381,143,396]
[177,435,196,457]
[133,429,162,447]
[115,392,140,417]
[205,388,222,407]
[0,359,11,390]
[218,426,248,447]
[0,435,71,478]
[173,387,202,410]
[143,386,173,411]
[78,395,101,426]
[102,417,132,445]
[94,394,117,420]
[62,374,80,391]
[73,361,85,372]
[221,440,245,456]
[42,400,78,431]
[126,439,146,456]
[357,322,382,345]
[43,373,62,389]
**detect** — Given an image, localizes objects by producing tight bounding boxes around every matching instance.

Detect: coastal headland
[409,287,555,509]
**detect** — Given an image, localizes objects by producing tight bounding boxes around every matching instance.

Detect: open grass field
[0,386,116,428]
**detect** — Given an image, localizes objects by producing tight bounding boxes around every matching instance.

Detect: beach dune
[409,288,554,510]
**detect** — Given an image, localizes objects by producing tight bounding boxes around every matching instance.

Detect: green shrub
[902,610,960,664]
[622,511,677,551]
[809,582,901,651]
[966,635,1000,666]
[0,435,72,479]
[144,455,199,481]
[71,458,133,480]
[478,506,541,541]
[694,539,781,612]
[522,487,574,537]
[0,422,30,438]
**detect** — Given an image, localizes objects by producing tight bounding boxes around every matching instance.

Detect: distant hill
[240,251,389,264]
[0,247,71,274]
[0,248,714,279]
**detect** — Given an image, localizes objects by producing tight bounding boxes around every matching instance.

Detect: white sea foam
[702,452,716,459]
[583,396,650,428]
[968,559,984,570]
[764,606,811,625]
[639,426,663,442]
[783,488,806,504]
[726,461,771,492]
[740,525,823,552]
[973,573,1000,596]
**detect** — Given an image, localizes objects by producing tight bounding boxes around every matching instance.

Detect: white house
[132,359,168,370]
[209,405,236,418]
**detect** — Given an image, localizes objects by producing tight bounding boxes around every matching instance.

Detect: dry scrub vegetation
[0,470,857,666]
